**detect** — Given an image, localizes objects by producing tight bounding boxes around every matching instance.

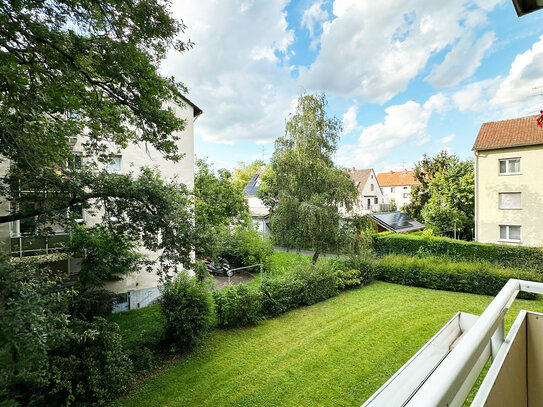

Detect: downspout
[474,150,479,242]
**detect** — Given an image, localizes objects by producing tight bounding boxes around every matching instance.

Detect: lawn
[110,281,543,407]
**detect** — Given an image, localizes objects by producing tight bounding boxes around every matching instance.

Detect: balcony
[10,233,69,257]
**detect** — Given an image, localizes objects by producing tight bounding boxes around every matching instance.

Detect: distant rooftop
[243,173,261,196]
[370,211,425,233]
[346,168,373,193]
[473,115,543,151]
[376,170,419,187]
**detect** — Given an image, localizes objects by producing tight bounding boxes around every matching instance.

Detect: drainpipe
[474,150,479,242]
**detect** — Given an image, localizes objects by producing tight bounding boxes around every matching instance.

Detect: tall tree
[421,159,474,239]
[194,159,250,257]
[0,0,196,273]
[260,93,358,263]
[404,149,458,220]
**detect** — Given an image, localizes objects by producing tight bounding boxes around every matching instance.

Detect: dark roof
[180,95,203,117]
[473,115,543,151]
[243,173,260,196]
[369,211,425,233]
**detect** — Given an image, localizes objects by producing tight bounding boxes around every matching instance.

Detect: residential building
[376,170,420,210]
[473,115,543,246]
[343,168,387,215]
[243,171,270,234]
[0,97,202,311]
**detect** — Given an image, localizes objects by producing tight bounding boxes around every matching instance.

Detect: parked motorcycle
[205,256,233,277]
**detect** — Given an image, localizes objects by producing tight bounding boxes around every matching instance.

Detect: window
[374,197,378,204]
[499,192,521,209]
[403,193,409,199]
[403,186,408,190]
[19,202,36,235]
[370,184,374,191]
[67,153,82,170]
[499,158,520,174]
[391,187,395,193]
[109,155,121,173]
[69,203,84,223]
[500,225,521,242]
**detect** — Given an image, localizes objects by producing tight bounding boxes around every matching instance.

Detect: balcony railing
[10,233,69,257]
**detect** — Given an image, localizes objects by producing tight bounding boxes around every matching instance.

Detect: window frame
[499,158,521,175]
[109,155,122,173]
[498,192,522,210]
[499,225,521,243]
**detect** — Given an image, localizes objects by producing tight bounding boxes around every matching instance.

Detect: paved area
[212,271,255,290]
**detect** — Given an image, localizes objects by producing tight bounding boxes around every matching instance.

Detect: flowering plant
[538,110,543,128]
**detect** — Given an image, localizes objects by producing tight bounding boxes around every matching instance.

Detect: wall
[476,145,543,247]
[381,185,413,209]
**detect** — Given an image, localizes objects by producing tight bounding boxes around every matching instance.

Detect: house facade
[376,170,419,210]
[473,115,543,247]
[0,97,202,311]
[343,168,388,215]
[243,172,270,234]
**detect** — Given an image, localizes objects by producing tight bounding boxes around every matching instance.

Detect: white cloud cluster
[336,93,449,168]
[301,0,329,38]
[164,0,296,144]
[341,105,359,133]
[298,0,502,103]
[452,35,543,118]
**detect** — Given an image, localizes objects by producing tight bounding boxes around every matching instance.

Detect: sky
[162,0,543,173]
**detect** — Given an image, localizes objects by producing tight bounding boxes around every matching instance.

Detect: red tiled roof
[473,115,543,151]
[376,170,419,187]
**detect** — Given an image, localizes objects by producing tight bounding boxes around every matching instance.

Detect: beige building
[342,168,388,216]
[376,170,420,209]
[474,115,543,247]
[1,97,202,311]
[243,171,270,234]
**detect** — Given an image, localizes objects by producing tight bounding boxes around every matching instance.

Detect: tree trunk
[312,250,319,265]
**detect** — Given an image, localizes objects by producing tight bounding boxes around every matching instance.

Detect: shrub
[217,227,273,267]
[126,346,158,372]
[374,233,543,271]
[293,263,339,306]
[213,284,263,328]
[47,318,133,406]
[260,276,305,318]
[160,273,214,352]
[375,254,541,298]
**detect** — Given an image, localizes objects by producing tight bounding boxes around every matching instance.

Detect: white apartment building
[376,170,419,210]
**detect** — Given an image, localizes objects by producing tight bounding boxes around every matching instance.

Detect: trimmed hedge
[213,284,263,328]
[374,233,543,271]
[376,254,541,299]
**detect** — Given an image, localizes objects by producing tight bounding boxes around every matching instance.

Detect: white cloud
[452,78,501,112]
[426,31,495,87]
[301,1,329,38]
[335,93,448,168]
[440,134,456,144]
[342,105,358,133]
[164,0,295,144]
[298,0,502,103]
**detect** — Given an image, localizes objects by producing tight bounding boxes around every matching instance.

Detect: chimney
[351,167,355,172]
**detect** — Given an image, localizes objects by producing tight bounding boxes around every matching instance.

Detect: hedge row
[374,233,543,271]
[212,257,374,328]
[375,254,541,299]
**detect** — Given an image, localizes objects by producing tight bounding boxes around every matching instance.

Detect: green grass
[107,304,162,348]
[110,281,543,407]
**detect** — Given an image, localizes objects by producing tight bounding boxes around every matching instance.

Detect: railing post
[490,317,505,360]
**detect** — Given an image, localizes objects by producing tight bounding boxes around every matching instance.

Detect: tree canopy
[0,0,197,275]
[260,93,358,263]
[232,159,266,193]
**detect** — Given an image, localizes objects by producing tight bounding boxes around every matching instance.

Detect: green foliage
[47,318,132,406]
[261,93,358,263]
[376,254,541,298]
[194,159,250,258]
[374,233,543,271]
[0,261,70,407]
[213,285,263,328]
[70,289,114,321]
[65,223,143,290]
[293,262,339,305]
[232,159,266,193]
[160,273,214,352]
[217,227,273,268]
[260,276,305,318]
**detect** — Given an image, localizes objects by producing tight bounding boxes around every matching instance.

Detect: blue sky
[163,0,543,173]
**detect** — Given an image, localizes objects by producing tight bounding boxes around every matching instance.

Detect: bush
[47,318,133,406]
[160,273,214,352]
[70,289,114,320]
[260,276,305,318]
[375,254,541,298]
[293,262,339,306]
[213,284,263,328]
[374,233,543,271]
[217,227,273,268]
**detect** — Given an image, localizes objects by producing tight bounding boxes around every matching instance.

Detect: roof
[473,115,543,151]
[369,211,425,233]
[347,168,372,193]
[243,173,260,196]
[376,170,419,187]
[180,95,203,117]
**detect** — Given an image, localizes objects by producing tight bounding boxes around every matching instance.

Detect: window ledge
[498,173,522,176]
